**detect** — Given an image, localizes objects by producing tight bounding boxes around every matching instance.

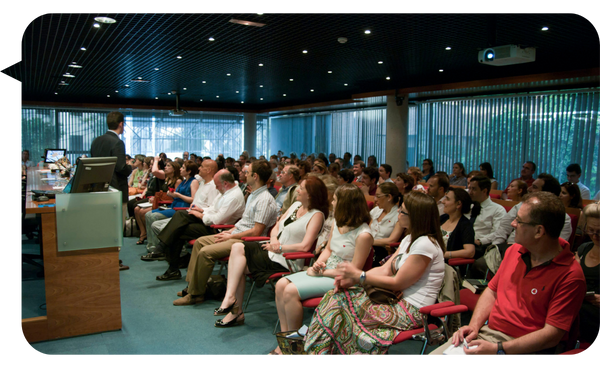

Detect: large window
[408,90,600,195]
[22,108,245,163]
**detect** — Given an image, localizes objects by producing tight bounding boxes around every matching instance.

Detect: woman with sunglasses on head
[303,191,446,354]
[559,181,583,209]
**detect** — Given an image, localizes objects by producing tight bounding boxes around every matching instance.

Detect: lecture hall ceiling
[3,13,599,111]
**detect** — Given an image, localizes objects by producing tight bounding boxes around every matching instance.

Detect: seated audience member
[233,160,242,173]
[441,188,477,260]
[448,162,468,187]
[213,177,328,328]
[238,164,248,192]
[270,184,373,355]
[395,172,415,196]
[266,171,278,198]
[135,160,181,245]
[466,170,481,187]
[471,173,573,278]
[506,179,527,201]
[479,162,498,190]
[144,161,199,254]
[566,163,590,200]
[314,175,339,256]
[370,182,404,264]
[126,156,153,219]
[559,182,583,209]
[173,160,278,304]
[21,150,33,168]
[306,155,314,167]
[427,173,449,215]
[353,154,363,165]
[328,153,336,166]
[352,160,365,182]
[334,157,344,168]
[337,169,354,185]
[275,165,299,212]
[154,169,245,281]
[360,167,379,196]
[575,203,600,344]
[128,154,147,195]
[317,153,329,167]
[269,155,278,171]
[467,176,506,257]
[328,162,340,178]
[378,164,393,184]
[431,192,586,355]
[367,155,378,168]
[312,161,327,175]
[238,154,247,167]
[342,152,353,169]
[408,166,425,190]
[304,191,445,354]
[501,161,536,199]
[422,158,434,182]
[297,160,311,182]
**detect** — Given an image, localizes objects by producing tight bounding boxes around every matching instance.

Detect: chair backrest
[449,185,466,189]
[490,198,517,212]
[362,247,375,271]
[489,189,503,199]
[582,199,596,207]
[564,207,581,250]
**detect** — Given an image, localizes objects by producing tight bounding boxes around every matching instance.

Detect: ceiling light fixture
[386,76,390,80]
[289,78,294,82]
[364,30,371,34]
[130,79,150,83]
[155,97,158,99]
[208,37,215,41]
[260,98,263,100]
[115,90,119,93]
[302,50,308,54]
[236,91,239,93]
[154,68,159,71]
[107,95,110,97]
[542,26,549,31]
[259,85,263,88]
[227,73,231,76]
[177,56,182,59]
[283,94,286,96]
[202,81,206,83]
[68,64,82,68]
[378,61,383,64]
[80,47,86,51]
[446,46,452,50]
[328,71,332,74]
[62,73,75,78]
[216,96,219,98]
[241,101,244,103]
[344,83,348,86]
[259,63,264,66]
[229,18,266,27]
[310,89,314,92]
[94,16,116,24]
[439,69,444,72]
[93,23,100,28]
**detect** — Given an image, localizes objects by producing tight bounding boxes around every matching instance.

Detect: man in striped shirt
[173,159,279,306]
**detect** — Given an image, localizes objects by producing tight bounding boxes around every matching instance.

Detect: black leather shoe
[141,252,166,261]
[156,269,181,281]
[215,312,245,328]
[214,299,237,316]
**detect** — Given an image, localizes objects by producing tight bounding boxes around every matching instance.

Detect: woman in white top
[370,182,405,264]
[304,191,446,354]
[213,177,328,328]
[269,184,373,355]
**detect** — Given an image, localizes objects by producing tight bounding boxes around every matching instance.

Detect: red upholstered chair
[391,301,468,354]
[564,207,580,251]
[448,257,475,279]
[367,201,375,211]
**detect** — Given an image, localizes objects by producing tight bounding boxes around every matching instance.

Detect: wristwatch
[359,271,366,285]
[497,341,506,354]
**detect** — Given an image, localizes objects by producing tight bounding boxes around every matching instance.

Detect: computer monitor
[44,148,66,163]
[65,157,117,194]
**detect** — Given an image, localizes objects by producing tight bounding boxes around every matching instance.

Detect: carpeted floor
[22,233,429,355]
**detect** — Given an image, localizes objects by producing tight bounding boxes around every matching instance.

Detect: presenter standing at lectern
[91,111,132,270]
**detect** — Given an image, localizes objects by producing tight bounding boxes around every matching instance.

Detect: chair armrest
[429,305,468,318]
[283,252,315,260]
[241,236,270,242]
[419,301,456,315]
[210,224,235,230]
[448,258,475,266]
[173,207,189,211]
[389,242,401,248]
[158,200,172,205]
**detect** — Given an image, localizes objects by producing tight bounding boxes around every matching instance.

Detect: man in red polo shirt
[431,191,585,354]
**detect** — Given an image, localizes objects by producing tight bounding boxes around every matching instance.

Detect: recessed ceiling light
[94,16,116,24]
[344,83,348,86]
[241,101,244,103]
[155,97,158,99]
[168,92,172,95]
[200,99,203,101]
[208,37,215,41]
[364,30,371,34]
[386,77,390,80]
[125,84,129,87]
[183,87,187,90]
[310,89,314,92]
[216,96,219,98]
[107,95,110,97]
[59,81,68,86]
[115,90,119,93]
[80,47,86,51]
[328,71,332,74]
[302,50,308,54]
[439,69,444,72]
[445,46,452,51]
[236,91,239,93]
[93,23,100,28]
[154,68,159,71]
[289,78,294,82]
[177,56,182,59]
[227,73,231,76]
[229,19,266,27]
[62,73,75,78]
[68,64,82,68]
[283,94,286,96]
[258,63,264,66]
[260,98,263,100]
[378,61,383,64]
[54,92,58,95]
[259,85,263,88]
[202,81,206,83]
[541,26,549,31]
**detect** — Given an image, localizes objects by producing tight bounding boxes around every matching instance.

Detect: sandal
[136,238,146,245]
[214,298,237,316]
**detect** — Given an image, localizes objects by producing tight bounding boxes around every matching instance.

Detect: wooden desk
[22,168,122,343]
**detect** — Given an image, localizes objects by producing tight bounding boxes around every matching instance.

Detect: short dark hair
[447,187,474,215]
[362,167,379,183]
[470,175,492,195]
[107,111,124,130]
[380,164,392,175]
[338,169,354,184]
[537,173,561,197]
[525,161,537,173]
[430,174,449,192]
[566,163,582,175]
[184,160,199,177]
[251,159,272,184]
[479,162,495,179]
[225,165,239,182]
[523,191,565,239]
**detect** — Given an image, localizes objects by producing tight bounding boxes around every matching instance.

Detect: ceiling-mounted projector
[478,45,536,66]
[169,109,187,117]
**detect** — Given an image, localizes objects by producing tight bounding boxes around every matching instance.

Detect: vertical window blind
[408,91,600,194]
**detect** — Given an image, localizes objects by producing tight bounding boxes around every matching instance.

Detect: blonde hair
[408,166,424,182]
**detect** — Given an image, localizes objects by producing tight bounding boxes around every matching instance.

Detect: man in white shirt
[566,163,590,200]
[467,176,507,257]
[172,160,278,304]
[141,160,220,260]
[378,164,394,184]
[471,173,572,278]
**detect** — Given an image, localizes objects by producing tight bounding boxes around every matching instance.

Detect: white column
[243,112,257,157]
[385,95,409,177]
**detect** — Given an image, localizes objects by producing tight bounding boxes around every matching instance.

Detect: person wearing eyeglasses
[370,183,405,264]
[431,192,586,355]
[575,203,600,344]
